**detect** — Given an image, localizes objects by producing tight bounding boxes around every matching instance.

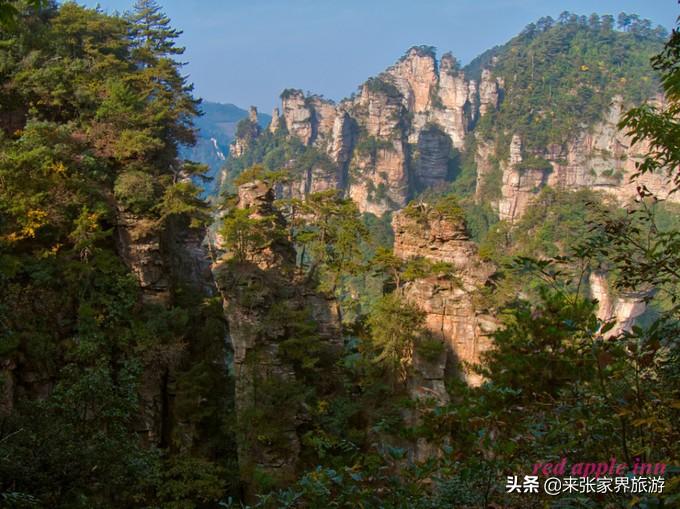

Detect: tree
[367,294,426,382]
[126,0,200,158]
[127,0,183,64]
[0,4,230,506]
[620,21,680,192]
[294,191,369,294]
[220,208,274,262]
[0,0,45,27]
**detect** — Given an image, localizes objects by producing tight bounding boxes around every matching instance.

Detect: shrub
[114,170,155,214]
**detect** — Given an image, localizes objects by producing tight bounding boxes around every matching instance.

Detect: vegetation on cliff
[2,2,680,508]
[1,1,230,506]
[472,12,666,150]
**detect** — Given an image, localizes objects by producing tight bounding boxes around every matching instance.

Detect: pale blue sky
[79,0,678,112]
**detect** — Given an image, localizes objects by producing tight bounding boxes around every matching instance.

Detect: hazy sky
[80,0,678,112]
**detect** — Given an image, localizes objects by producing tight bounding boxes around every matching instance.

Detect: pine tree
[125,0,202,180]
[127,0,183,65]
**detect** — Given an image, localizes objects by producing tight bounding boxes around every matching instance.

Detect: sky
[80,0,679,112]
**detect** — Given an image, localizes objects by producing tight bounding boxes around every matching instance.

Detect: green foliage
[354,135,393,158]
[233,164,289,187]
[0,3,229,507]
[479,285,598,397]
[114,170,156,213]
[401,45,437,61]
[4,4,680,508]
[479,186,617,263]
[363,76,401,98]
[289,191,369,301]
[514,154,553,172]
[367,293,426,380]
[403,194,465,224]
[234,117,259,140]
[620,20,680,192]
[473,12,665,151]
[156,181,212,227]
[459,201,498,242]
[220,130,310,193]
[414,335,445,362]
[219,207,281,262]
[280,88,303,100]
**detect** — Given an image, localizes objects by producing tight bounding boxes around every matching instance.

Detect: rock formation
[480,95,679,223]
[589,271,649,338]
[391,202,498,461]
[281,90,314,145]
[113,195,224,447]
[386,47,438,114]
[225,49,674,225]
[414,123,452,191]
[269,107,281,133]
[214,180,341,493]
[392,203,497,387]
[115,210,171,306]
[497,134,550,222]
[229,106,262,158]
[478,69,500,117]
[433,53,476,148]
[225,48,479,216]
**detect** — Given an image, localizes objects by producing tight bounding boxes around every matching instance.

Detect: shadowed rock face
[213,180,341,495]
[112,193,225,447]
[115,210,171,306]
[414,124,452,191]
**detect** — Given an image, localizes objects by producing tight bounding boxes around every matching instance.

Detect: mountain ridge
[220,12,674,221]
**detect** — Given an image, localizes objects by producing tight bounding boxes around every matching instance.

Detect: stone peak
[248,106,258,123]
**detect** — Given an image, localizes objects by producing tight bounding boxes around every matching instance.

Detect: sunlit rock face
[392,203,498,388]
[477,95,678,224]
[589,271,648,338]
[225,48,481,215]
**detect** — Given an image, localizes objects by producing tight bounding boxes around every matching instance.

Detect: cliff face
[497,134,550,222]
[214,180,341,492]
[390,203,497,460]
[432,53,475,148]
[281,90,314,145]
[478,69,501,118]
[231,45,672,220]
[589,271,649,338]
[222,41,672,223]
[481,95,678,223]
[113,198,225,448]
[229,106,262,158]
[414,124,452,191]
[392,204,497,387]
[236,47,671,220]
[227,48,479,215]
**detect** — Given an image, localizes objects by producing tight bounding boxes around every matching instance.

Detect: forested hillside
[469,13,666,148]
[1,1,232,506]
[1,2,679,508]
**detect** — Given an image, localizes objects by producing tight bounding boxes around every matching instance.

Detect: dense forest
[1,1,679,508]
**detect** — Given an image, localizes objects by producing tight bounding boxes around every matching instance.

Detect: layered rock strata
[392,204,497,387]
[480,96,678,223]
